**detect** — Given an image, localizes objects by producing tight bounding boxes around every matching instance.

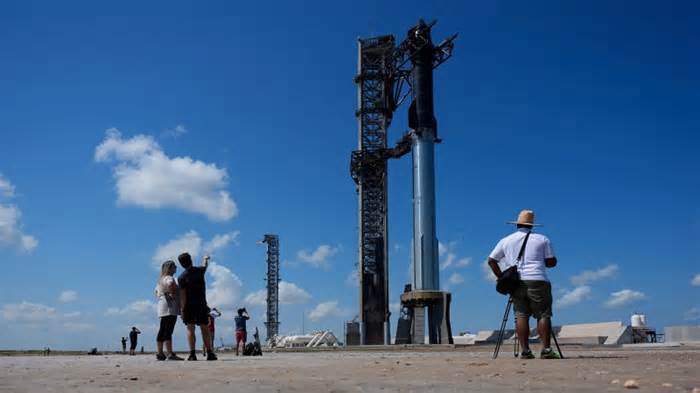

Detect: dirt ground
[1,347,699,392]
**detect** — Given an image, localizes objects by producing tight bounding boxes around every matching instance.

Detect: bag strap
[516,230,532,262]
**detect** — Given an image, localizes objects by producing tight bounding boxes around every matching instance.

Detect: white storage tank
[631,313,646,328]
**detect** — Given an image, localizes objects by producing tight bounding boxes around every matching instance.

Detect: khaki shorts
[512,280,552,319]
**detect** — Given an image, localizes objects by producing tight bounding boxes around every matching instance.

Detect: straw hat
[507,209,542,227]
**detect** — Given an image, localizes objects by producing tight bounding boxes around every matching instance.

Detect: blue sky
[1,1,698,350]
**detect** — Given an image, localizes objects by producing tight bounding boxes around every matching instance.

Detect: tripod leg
[513,312,519,357]
[552,325,564,359]
[493,298,512,359]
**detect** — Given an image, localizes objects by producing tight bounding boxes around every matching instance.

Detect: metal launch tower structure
[261,234,280,341]
[351,20,456,345]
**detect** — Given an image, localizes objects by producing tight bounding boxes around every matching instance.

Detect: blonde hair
[160,260,176,278]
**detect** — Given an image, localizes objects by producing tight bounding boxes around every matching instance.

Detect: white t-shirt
[155,276,180,317]
[489,229,555,282]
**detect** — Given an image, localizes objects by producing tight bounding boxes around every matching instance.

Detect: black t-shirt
[178,266,207,308]
[129,331,139,343]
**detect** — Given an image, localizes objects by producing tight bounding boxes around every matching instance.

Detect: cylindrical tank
[631,313,645,328]
[640,314,647,326]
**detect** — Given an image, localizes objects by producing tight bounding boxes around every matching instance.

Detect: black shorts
[157,315,177,342]
[182,305,209,325]
[129,341,137,350]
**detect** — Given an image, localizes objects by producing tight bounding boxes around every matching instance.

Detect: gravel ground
[1,347,699,392]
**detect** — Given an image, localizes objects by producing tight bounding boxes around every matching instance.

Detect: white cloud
[63,311,82,319]
[206,263,243,309]
[244,281,311,306]
[63,321,94,331]
[308,300,351,322]
[163,124,188,138]
[279,282,312,304]
[604,289,645,308]
[1,302,56,322]
[151,230,238,270]
[243,290,266,306]
[58,290,79,304]
[448,272,465,286]
[0,175,38,254]
[439,241,471,270]
[94,128,237,221]
[0,174,15,197]
[556,286,592,308]
[571,264,619,286]
[390,302,401,313]
[105,300,156,317]
[482,260,498,283]
[345,270,359,287]
[684,307,700,321]
[297,244,338,268]
[691,274,700,287]
[204,231,240,253]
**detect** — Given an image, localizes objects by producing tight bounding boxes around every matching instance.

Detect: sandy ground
[1,347,699,392]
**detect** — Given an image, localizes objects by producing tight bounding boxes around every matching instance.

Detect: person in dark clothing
[234,308,250,356]
[121,337,127,354]
[128,327,141,355]
[178,252,217,361]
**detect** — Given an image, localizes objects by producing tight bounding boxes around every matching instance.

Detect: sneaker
[155,353,166,361]
[206,352,218,361]
[540,348,561,359]
[167,353,184,361]
[520,350,535,359]
[187,353,197,361]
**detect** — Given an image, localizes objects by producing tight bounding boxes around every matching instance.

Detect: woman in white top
[154,260,183,361]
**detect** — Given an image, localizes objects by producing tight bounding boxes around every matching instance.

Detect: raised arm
[202,255,210,271]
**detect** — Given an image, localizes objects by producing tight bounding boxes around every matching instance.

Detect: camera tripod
[493,297,564,359]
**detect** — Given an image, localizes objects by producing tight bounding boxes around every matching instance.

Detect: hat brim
[507,221,543,227]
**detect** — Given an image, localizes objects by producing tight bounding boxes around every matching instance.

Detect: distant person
[121,337,127,353]
[155,260,184,361]
[204,307,222,356]
[178,252,217,361]
[234,308,250,356]
[128,327,141,355]
[487,209,560,359]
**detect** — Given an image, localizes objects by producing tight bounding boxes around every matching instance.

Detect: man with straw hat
[487,209,560,359]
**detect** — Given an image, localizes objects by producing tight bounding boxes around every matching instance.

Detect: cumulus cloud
[691,274,700,287]
[244,281,311,306]
[58,290,79,304]
[571,264,619,286]
[345,269,359,287]
[390,302,401,314]
[604,289,645,308]
[556,286,592,308]
[297,245,339,268]
[206,263,243,309]
[482,260,498,283]
[308,301,352,322]
[151,230,239,270]
[163,124,188,138]
[447,272,465,286]
[1,302,57,322]
[105,300,157,317]
[684,307,700,321]
[0,174,38,254]
[94,128,237,221]
[438,241,471,270]
[0,174,15,197]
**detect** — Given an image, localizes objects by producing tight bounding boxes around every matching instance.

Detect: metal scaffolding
[350,20,456,345]
[350,35,395,345]
[262,234,280,341]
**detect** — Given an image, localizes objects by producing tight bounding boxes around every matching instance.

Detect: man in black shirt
[121,337,127,353]
[128,327,140,355]
[178,252,217,361]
